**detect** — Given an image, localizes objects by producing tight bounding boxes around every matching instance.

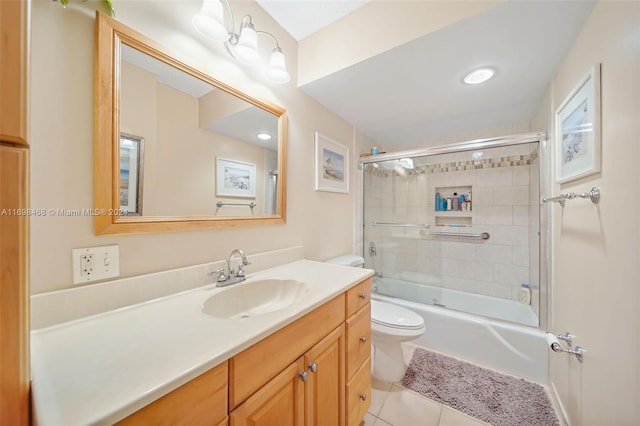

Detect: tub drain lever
[550,343,587,363]
[556,331,575,347]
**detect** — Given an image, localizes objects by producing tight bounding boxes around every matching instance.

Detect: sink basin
[202,279,310,319]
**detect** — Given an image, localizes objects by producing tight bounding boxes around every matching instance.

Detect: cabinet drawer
[230,294,345,409]
[346,357,371,426]
[346,304,371,380]
[117,361,228,425]
[346,278,371,318]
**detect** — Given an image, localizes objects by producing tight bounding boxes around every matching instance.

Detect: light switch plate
[72,245,120,284]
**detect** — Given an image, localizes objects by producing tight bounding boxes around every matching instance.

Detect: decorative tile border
[365,148,538,177]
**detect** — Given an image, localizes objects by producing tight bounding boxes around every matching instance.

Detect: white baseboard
[550,382,570,425]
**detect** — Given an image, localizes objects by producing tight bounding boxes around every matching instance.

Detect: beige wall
[536,1,640,424]
[29,0,358,294]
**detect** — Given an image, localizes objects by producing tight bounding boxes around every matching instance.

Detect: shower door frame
[359,131,550,330]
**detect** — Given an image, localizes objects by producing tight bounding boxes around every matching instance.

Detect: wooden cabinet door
[0,145,29,425]
[231,359,305,426]
[0,0,28,145]
[305,324,345,426]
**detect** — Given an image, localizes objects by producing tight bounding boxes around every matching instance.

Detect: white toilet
[325,255,426,382]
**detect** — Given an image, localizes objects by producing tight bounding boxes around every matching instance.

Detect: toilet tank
[324,255,365,268]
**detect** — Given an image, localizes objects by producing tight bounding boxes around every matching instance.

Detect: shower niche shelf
[434,185,473,227]
[434,214,472,227]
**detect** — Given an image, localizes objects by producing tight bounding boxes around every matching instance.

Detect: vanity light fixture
[192,0,291,83]
[256,132,272,140]
[463,67,495,85]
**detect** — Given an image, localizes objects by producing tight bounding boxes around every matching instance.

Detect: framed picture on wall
[119,133,144,216]
[555,63,601,183]
[314,132,349,193]
[216,158,257,198]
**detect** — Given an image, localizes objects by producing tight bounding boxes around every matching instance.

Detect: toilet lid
[371,300,424,330]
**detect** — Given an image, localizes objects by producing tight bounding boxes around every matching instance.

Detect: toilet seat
[371,300,424,330]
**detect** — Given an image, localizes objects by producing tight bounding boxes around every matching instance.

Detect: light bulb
[257,133,272,140]
[234,22,260,65]
[463,67,495,85]
[192,0,228,42]
[266,47,290,84]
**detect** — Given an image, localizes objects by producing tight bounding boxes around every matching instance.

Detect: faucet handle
[207,268,227,282]
[237,264,248,278]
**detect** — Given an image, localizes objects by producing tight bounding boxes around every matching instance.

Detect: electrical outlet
[72,245,119,284]
[80,254,94,277]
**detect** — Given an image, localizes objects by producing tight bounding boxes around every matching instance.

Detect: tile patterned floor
[364,343,491,426]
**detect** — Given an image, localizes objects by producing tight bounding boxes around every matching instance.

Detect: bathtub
[372,278,548,384]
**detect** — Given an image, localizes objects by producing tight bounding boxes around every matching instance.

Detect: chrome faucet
[227,248,250,279]
[208,249,251,287]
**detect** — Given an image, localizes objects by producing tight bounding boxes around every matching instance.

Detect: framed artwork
[216,158,256,198]
[119,133,144,216]
[314,132,349,193]
[555,63,601,183]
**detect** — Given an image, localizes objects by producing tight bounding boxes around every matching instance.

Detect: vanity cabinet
[1,0,30,424]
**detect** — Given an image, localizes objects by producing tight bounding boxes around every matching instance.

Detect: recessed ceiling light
[256,132,272,140]
[463,67,495,85]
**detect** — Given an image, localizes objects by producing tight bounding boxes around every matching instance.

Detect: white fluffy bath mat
[401,348,559,426]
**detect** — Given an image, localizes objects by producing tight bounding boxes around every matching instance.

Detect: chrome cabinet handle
[308,362,318,373]
[359,293,367,300]
[359,336,367,343]
[359,393,367,401]
[299,371,308,382]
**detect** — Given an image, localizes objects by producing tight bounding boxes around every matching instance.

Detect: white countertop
[30,260,373,425]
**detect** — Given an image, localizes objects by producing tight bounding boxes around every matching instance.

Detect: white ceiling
[255,0,369,41]
[258,0,597,147]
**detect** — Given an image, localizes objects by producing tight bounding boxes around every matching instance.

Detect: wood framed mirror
[94,12,287,235]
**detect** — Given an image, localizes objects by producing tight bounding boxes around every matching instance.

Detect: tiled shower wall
[364,144,539,312]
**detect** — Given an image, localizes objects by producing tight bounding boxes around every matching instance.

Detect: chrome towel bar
[216,201,256,213]
[427,231,490,240]
[541,187,600,207]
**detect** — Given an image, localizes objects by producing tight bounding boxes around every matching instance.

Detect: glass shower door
[363,156,443,306]
[362,141,541,327]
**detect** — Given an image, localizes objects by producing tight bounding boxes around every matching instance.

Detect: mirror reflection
[119,44,280,218]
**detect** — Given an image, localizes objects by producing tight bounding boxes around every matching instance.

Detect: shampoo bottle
[519,283,531,305]
[452,193,460,211]
[435,192,441,211]
[446,196,452,211]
